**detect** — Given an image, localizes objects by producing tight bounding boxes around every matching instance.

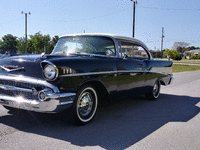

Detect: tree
[27,39,35,53]
[172,42,190,50]
[164,49,176,60]
[1,33,58,54]
[163,49,182,60]
[185,46,200,51]
[177,46,185,55]
[172,42,189,56]
[0,39,2,50]
[16,37,26,54]
[0,34,17,50]
[29,32,45,53]
[28,32,54,54]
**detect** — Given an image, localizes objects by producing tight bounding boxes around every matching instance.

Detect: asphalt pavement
[0,70,200,150]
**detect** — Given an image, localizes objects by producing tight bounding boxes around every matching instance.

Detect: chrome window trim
[59,33,154,59]
[89,53,118,58]
[51,35,119,58]
[0,74,59,93]
[116,39,153,60]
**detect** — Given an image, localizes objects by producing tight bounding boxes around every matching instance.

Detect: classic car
[0,33,173,125]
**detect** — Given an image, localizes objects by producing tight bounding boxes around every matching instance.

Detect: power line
[145,39,200,43]
[2,5,198,25]
[138,6,200,11]
[31,10,125,23]
[1,10,124,25]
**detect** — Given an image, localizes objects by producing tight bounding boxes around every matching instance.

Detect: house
[149,50,163,58]
[185,49,200,59]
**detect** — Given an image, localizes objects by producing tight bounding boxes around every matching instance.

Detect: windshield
[51,36,116,56]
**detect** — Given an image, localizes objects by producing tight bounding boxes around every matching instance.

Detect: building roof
[187,49,200,53]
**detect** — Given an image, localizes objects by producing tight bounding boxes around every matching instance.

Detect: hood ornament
[0,65,25,72]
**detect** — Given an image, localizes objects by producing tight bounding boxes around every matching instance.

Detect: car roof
[60,33,148,49]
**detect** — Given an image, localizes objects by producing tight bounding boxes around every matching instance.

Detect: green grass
[149,58,200,72]
[173,64,200,72]
[155,58,200,64]
[173,59,200,64]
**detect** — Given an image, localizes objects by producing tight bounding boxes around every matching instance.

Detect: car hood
[0,54,107,80]
[0,54,87,79]
[0,55,46,79]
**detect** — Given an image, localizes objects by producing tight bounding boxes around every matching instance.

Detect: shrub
[163,49,183,60]
[174,54,182,60]
[191,55,200,59]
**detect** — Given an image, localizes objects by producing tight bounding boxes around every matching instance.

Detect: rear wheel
[72,85,98,125]
[145,80,161,100]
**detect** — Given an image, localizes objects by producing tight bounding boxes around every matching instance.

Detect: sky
[0,0,200,50]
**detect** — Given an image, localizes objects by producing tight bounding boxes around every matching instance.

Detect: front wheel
[145,80,161,100]
[72,85,98,125]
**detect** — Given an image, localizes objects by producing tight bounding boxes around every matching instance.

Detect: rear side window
[120,41,149,59]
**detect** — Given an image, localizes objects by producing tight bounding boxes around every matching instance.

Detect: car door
[116,41,148,99]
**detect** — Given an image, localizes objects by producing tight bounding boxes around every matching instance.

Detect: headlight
[43,64,58,81]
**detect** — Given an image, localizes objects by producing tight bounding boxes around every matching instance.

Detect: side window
[120,41,149,59]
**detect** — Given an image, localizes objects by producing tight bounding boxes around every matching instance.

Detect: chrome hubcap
[153,82,159,97]
[78,92,93,116]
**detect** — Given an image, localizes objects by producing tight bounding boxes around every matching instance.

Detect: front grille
[0,79,46,89]
[0,79,49,101]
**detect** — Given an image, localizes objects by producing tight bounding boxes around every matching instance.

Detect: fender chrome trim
[59,68,171,77]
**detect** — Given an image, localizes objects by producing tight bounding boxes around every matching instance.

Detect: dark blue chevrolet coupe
[0,34,173,125]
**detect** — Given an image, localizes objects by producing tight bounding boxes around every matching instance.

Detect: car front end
[0,55,76,113]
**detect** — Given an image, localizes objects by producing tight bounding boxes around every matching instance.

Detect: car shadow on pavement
[0,93,200,150]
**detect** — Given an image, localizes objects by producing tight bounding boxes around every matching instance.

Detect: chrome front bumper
[0,92,76,113]
[0,75,76,113]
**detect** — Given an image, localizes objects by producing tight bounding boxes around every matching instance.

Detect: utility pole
[21,11,31,54]
[161,27,164,52]
[131,0,137,38]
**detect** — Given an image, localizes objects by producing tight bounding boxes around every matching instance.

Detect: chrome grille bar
[0,75,60,101]
[0,84,32,93]
[0,74,59,93]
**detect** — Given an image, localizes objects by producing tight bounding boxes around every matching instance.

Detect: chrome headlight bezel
[43,64,58,81]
